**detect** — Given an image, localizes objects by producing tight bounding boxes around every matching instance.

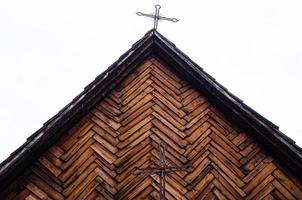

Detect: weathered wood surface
[1,58,302,199]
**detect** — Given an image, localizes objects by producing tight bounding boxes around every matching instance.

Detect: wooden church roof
[1,29,302,194]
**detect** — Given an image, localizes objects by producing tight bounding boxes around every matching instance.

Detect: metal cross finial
[136,4,178,30]
[132,141,192,200]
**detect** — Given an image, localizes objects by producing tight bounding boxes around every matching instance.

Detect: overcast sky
[0,0,301,162]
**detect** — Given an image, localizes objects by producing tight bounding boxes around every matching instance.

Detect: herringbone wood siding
[2,58,302,199]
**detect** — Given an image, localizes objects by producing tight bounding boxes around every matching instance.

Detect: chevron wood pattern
[2,58,302,199]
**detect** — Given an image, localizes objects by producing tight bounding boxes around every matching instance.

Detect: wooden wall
[1,58,302,199]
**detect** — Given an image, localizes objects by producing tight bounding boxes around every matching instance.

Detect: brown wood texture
[2,58,302,200]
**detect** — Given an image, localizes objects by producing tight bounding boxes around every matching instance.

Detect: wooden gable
[1,58,302,199]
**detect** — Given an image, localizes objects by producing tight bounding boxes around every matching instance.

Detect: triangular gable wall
[1,58,302,199]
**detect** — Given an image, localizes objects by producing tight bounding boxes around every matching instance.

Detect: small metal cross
[132,141,192,200]
[136,4,178,30]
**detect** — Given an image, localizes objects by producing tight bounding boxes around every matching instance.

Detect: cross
[132,141,192,200]
[136,4,178,30]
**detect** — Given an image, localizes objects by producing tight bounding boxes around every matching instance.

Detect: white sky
[0,0,301,162]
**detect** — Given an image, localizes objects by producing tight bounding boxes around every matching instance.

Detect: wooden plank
[60,117,93,151]
[239,146,261,165]
[116,128,151,157]
[208,110,233,133]
[154,140,188,164]
[44,151,63,168]
[121,101,153,126]
[245,175,274,200]
[187,137,211,160]
[61,138,95,170]
[62,153,96,188]
[209,131,242,160]
[184,102,210,122]
[209,145,243,176]
[185,158,211,183]
[119,115,153,141]
[232,132,248,146]
[66,171,100,200]
[120,93,153,120]
[95,167,116,188]
[210,126,240,152]
[121,60,152,88]
[243,162,276,193]
[38,156,62,177]
[31,163,63,192]
[152,96,187,126]
[212,179,236,200]
[152,81,183,108]
[186,173,214,199]
[48,145,64,158]
[211,169,243,199]
[75,181,98,200]
[97,100,121,117]
[93,125,118,146]
[243,151,266,172]
[186,121,210,144]
[59,147,93,182]
[272,179,295,200]
[119,107,153,133]
[94,134,118,153]
[243,157,273,183]
[28,174,64,200]
[196,183,215,200]
[152,91,186,117]
[92,116,118,138]
[116,145,153,174]
[180,87,194,99]
[151,58,182,83]
[152,111,186,136]
[184,128,211,156]
[152,119,187,147]
[115,160,150,191]
[63,163,97,197]
[273,190,288,200]
[25,195,38,200]
[151,129,185,155]
[182,96,207,114]
[94,158,116,178]
[91,143,116,165]
[150,66,181,91]
[25,182,48,199]
[150,75,182,101]
[61,129,95,161]
[185,108,210,128]
[211,162,246,197]
[213,188,227,200]
[126,177,153,200]
[252,183,274,200]
[152,175,186,200]
[91,109,121,130]
[273,169,302,199]
[153,104,186,127]
[209,154,244,187]
[121,73,152,101]
[115,137,151,166]
[121,86,154,113]
[182,90,201,106]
